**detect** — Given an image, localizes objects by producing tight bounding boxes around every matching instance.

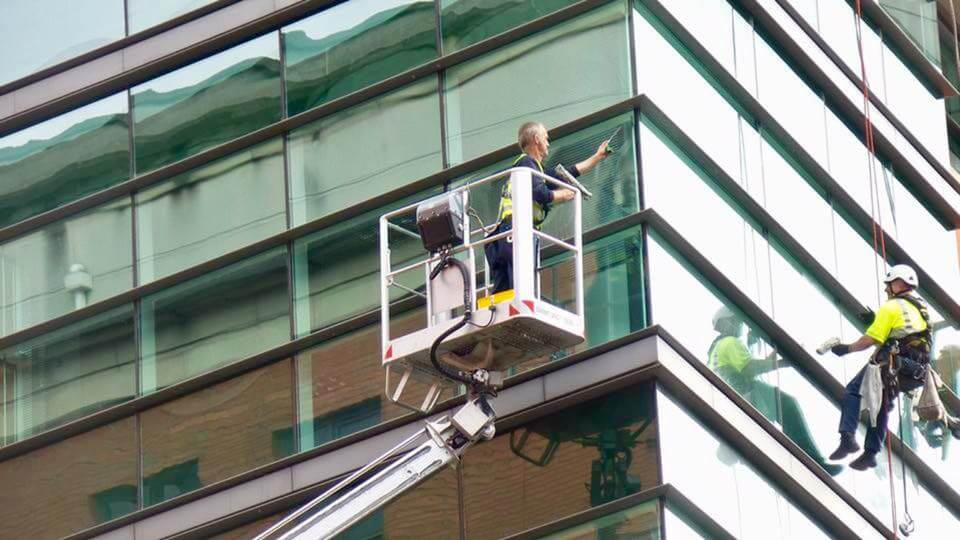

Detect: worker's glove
[830,344,851,357]
[856,309,875,325]
[816,337,841,355]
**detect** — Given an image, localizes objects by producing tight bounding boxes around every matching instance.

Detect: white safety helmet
[712,307,739,331]
[883,264,919,289]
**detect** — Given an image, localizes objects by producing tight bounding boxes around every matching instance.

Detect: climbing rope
[851,1,905,537]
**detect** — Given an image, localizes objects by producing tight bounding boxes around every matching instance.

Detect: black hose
[429,255,474,385]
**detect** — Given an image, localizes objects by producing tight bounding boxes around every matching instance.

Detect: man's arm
[831,334,881,356]
[573,140,610,175]
[552,141,612,202]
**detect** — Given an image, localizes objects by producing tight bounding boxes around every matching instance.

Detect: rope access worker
[484,121,609,294]
[826,264,932,470]
[710,307,842,475]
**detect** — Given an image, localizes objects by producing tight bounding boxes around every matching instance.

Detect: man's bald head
[518,121,547,153]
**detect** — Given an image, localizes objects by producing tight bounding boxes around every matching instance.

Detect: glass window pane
[127,0,220,34]
[633,4,743,185]
[295,310,424,452]
[287,78,442,226]
[338,467,459,539]
[0,0,125,86]
[135,138,286,283]
[444,2,631,164]
[0,199,134,336]
[462,381,659,538]
[440,0,579,52]
[283,0,437,116]
[1,306,135,446]
[132,33,281,173]
[0,93,130,228]
[539,499,660,539]
[640,121,772,313]
[140,248,290,392]
[140,359,294,507]
[292,189,439,336]
[540,224,646,353]
[542,113,640,231]
[0,417,137,538]
[657,389,831,539]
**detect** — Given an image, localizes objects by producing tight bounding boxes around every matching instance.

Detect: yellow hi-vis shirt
[709,335,752,373]
[866,296,928,344]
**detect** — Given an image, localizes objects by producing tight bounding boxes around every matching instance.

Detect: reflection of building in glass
[0,0,959,538]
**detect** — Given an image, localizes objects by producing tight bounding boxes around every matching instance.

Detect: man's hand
[575,140,612,175]
[553,188,576,202]
[596,140,611,158]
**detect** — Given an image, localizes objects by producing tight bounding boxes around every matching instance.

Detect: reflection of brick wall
[303,310,430,446]
[0,417,137,539]
[140,360,293,505]
[382,468,460,538]
[462,420,659,539]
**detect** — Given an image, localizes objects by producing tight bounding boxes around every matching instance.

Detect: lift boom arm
[254,398,495,540]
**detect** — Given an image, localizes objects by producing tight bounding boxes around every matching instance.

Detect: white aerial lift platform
[254,167,586,539]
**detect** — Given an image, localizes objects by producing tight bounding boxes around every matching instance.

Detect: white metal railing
[378,166,584,352]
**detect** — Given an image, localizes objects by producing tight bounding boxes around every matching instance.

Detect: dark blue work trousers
[838,365,893,454]
[484,220,539,294]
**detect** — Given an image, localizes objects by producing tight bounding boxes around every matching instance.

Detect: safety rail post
[379,216,391,347]
[573,187,584,318]
[510,168,536,300]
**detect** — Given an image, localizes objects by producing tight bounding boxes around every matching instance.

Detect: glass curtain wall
[657,388,832,539]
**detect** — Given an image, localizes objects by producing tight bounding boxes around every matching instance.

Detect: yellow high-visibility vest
[498,154,548,228]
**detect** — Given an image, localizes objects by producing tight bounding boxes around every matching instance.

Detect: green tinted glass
[542,114,639,232]
[283,0,437,115]
[132,33,281,173]
[139,247,290,392]
[444,2,631,164]
[135,138,286,283]
[140,360,294,507]
[540,224,646,354]
[127,0,219,34]
[292,189,437,336]
[0,0,125,86]
[440,0,578,52]
[462,381,658,538]
[0,198,133,336]
[0,306,135,446]
[0,93,130,228]
[287,78,442,226]
[0,418,137,538]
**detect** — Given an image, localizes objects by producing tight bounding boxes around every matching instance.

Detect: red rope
[852,1,897,537]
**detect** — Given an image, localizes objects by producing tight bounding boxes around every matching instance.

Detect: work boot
[849,451,878,471]
[828,432,859,461]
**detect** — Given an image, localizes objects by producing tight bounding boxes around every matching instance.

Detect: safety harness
[875,295,932,395]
